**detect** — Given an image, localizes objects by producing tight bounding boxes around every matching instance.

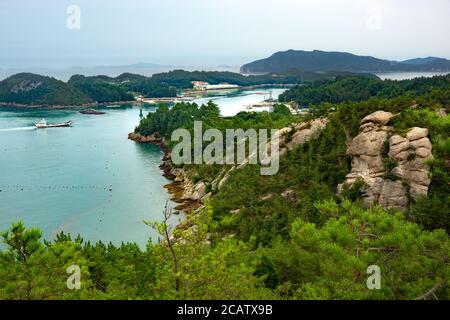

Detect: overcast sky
[1,0,449,69]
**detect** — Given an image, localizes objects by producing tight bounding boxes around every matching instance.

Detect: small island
[79,109,105,115]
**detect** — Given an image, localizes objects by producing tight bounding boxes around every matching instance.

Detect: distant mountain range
[240,50,450,74]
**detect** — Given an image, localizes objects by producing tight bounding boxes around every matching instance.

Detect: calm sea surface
[0,88,283,246]
[0,106,177,247]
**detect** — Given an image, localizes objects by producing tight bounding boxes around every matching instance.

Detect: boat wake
[0,126,36,132]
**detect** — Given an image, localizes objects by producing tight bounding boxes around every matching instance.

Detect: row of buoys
[1,144,117,152]
[1,143,71,152]
[0,185,114,191]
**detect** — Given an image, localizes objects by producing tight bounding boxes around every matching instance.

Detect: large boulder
[285,117,328,151]
[406,127,428,141]
[360,111,394,126]
[187,182,207,201]
[343,111,391,186]
[378,180,408,210]
[347,130,388,157]
[338,111,433,210]
[409,137,432,150]
[393,128,433,200]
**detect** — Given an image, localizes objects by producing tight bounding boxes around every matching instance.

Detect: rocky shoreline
[129,110,436,215]
[127,116,332,214]
[128,132,202,212]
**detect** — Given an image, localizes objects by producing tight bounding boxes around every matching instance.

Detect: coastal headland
[128,132,202,213]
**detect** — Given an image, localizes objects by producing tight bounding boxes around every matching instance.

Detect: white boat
[35,119,72,128]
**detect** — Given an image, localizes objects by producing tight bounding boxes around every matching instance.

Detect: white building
[191,81,239,91]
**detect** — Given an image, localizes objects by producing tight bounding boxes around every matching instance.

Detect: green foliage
[0,207,273,300]
[135,102,222,140]
[410,195,450,233]
[135,101,294,153]
[258,200,449,299]
[213,79,449,242]
[340,178,368,202]
[1,74,449,300]
[383,157,398,181]
[3,201,446,300]
[0,73,92,106]
[68,75,134,103]
[271,104,292,116]
[1,221,42,263]
[0,73,135,106]
[148,69,352,89]
[0,222,92,299]
[279,74,450,106]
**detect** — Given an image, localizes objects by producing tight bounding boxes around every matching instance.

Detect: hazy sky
[1,0,449,69]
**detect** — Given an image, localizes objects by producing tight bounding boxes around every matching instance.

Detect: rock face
[183,181,207,201]
[338,111,433,211]
[128,132,164,144]
[283,117,329,154]
[11,80,42,93]
[389,127,433,201]
[360,111,394,126]
[129,132,203,211]
[213,117,329,197]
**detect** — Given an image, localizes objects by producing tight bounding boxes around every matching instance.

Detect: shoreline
[0,100,137,110]
[0,84,295,110]
[128,132,202,213]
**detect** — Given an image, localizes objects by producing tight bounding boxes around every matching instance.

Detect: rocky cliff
[128,117,330,212]
[129,132,201,211]
[338,111,433,210]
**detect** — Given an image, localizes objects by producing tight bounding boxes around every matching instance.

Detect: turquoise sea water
[192,88,287,116]
[0,88,284,247]
[0,105,177,247]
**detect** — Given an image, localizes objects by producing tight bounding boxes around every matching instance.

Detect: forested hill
[68,75,134,103]
[0,73,93,106]
[279,74,450,106]
[0,73,133,106]
[146,69,363,88]
[0,69,364,107]
[240,49,450,74]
